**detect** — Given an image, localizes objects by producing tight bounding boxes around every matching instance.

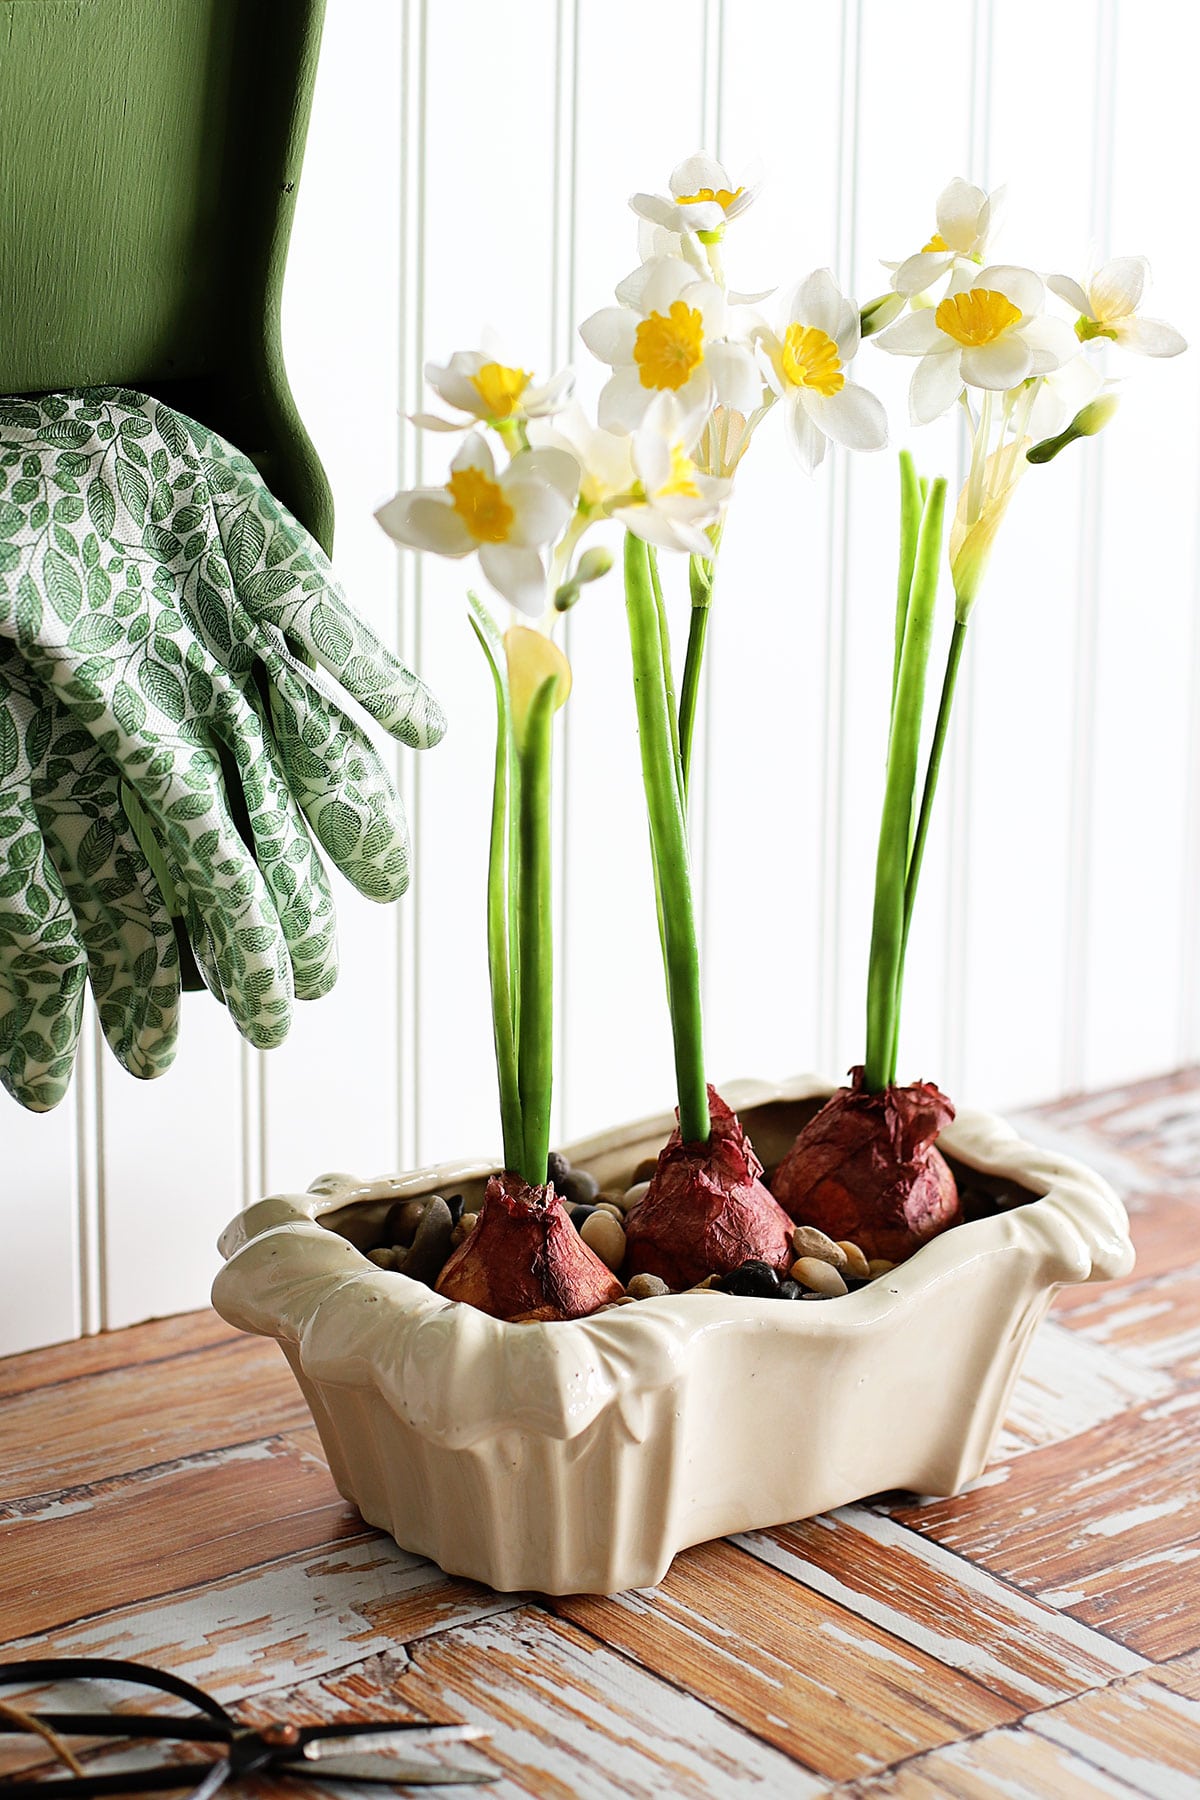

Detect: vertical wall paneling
[0,1082,79,1356]
[75,1015,103,1335]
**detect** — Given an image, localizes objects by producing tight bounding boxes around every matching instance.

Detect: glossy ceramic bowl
[212,1074,1133,1594]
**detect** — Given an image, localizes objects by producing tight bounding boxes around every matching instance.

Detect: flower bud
[1027,393,1120,465]
[859,291,907,338]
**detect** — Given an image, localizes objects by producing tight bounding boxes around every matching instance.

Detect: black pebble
[569,1203,597,1230]
[546,1150,572,1195]
[561,1168,599,1207]
[444,1192,464,1226]
[718,1259,782,1298]
[779,1279,803,1300]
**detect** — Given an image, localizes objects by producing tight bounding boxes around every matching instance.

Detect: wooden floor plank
[0,1310,239,1402]
[841,1723,1146,1797]
[891,1387,1200,1661]
[552,1537,1016,1783]
[736,1503,1145,1711]
[0,1335,309,1503]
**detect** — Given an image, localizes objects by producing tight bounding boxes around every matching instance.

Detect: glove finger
[209,683,340,1002]
[261,637,412,903]
[0,796,89,1112]
[201,454,446,749]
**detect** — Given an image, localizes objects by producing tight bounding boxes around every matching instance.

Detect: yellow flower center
[780,324,845,396]
[469,361,531,420]
[634,301,706,391]
[447,466,513,543]
[935,288,1022,348]
[674,185,744,212]
[922,232,949,253]
[659,442,701,499]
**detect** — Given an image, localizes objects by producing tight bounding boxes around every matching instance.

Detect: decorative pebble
[580,1210,626,1271]
[684,1275,722,1293]
[790,1226,848,1270]
[592,1200,626,1221]
[367,1246,398,1270]
[632,1157,659,1185]
[868,1258,896,1278]
[384,1198,425,1247]
[838,1240,871,1280]
[546,1150,572,1193]
[445,1192,465,1226]
[561,1168,600,1207]
[400,1196,454,1285]
[718,1259,782,1298]
[791,1256,849,1297]
[779,1278,803,1300]
[450,1210,479,1247]
[569,1203,598,1230]
[627,1273,670,1300]
[620,1179,651,1214]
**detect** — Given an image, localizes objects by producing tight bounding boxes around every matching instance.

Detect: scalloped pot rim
[212,1073,1134,1456]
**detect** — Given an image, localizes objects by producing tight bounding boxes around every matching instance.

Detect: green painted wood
[0,0,332,551]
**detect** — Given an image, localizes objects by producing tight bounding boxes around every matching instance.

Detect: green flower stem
[624,531,710,1145]
[469,601,523,1173]
[515,674,559,1186]
[885,614,969,1078]
[647,545,684,808]
[864,477,947,1093]
[892,451,924,715]
[678,593,710,803]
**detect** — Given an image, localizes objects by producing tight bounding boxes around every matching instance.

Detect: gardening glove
[0,387,445,1051]
[0,642,180,1110]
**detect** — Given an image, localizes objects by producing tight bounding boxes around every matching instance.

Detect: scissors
[0,1658,495,1795]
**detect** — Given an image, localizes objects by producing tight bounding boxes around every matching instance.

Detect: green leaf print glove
[0,642,180,1110]
[0,388,445,1055]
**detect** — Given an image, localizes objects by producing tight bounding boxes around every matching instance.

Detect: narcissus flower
[1047,258,1187,358]
[412,348,575,432]
[375,433,578,615]
[877,265,1077,424]
[614,393,732,554]
[631,153,760,240]
[758,269,888,473]
[580,255,760,433]
[889,178,1003,296]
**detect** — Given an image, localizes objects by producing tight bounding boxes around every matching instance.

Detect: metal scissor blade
[299,1728,488,1759]
[282,1754,495,1787]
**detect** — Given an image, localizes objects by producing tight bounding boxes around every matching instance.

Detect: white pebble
[619,1179,651,1214]
[790,1226,847,1270]
[837,1240,870,1280]
[580,1210,626,1271]
[791,1256,848,1297]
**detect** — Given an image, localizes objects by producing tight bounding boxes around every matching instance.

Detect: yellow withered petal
[935,288,1022,349]
[447,466,514,544]
[505,626,572,745]
[634,301,706,391]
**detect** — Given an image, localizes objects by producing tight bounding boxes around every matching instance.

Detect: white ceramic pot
[212,1074,1133,1595]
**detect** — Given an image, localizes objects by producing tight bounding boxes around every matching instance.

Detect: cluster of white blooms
[376,161,1185,622]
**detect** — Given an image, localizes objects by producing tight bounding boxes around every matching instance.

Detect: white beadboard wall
[3,0,1197,1355]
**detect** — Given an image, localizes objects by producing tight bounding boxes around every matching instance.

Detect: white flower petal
[1114,314,1188,357]
[977,264,1044,318]
[910,350,964,424]
[960,336,1032,391]
[614,503,710,557]
[893,251,955,296]
[1021,314,1079,374]
[524,368,576,417]
[504,477,573,548]
[515,446,581,503]
[1090,256,1149,322]
[877,310,946,356]
[805,382,888,453]
[408,411,468,432]
[1047,273,1091,315]
[451,432,496,478]
[673,199,727,232]
[788,268,852,341]
[786,395,827,474]
[706,340,760,414]
[630,193,686,231]
[598,366,653,434]
[579,307,638,367]
[375,490,474,557]
[639,255,702,315]
[670,153,728,197]
[935,177,988,251]
[478,543,548,616]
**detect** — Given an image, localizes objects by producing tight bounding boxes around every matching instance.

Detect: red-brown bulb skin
[623,1087,794,1290]
[771,1067,961,1263]
[435,1170,623,1322]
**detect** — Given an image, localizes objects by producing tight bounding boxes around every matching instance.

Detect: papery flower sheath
[759,268,888,473]
[630,153,760,239]
[375,433,578,615]
[877,265,1077,424]
[889,178,1004,296]
[412,347,575,433]
[1047,258,1187,358]
[580,255,760,433]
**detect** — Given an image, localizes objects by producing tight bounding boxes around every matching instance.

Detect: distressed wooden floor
[2,1071,1199,1798]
